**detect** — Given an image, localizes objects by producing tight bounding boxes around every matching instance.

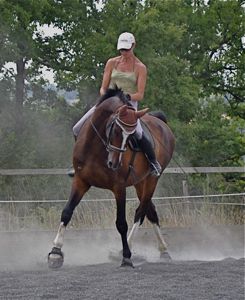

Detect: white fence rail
[0,166,244,176]
[0,193,243,231]
[0,193,244,205]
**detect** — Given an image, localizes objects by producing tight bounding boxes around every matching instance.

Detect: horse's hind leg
[145,200,171,260]
[127,181,150,249]
[146,201,169,255]
[48,177,90,269]
[127,220,140,250]
[129,181,171,260]
[127,182,145,250]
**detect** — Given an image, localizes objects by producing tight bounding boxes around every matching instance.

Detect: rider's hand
[125,94,131,101]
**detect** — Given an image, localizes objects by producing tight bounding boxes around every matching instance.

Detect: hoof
[160,251,172,262]
[48,247,64,269]
[121,257,134,268]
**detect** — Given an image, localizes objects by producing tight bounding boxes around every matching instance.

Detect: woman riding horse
[48,33,175,268]
[70,32,161,177]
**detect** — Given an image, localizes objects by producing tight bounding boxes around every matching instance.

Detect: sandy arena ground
[0,225,244,299]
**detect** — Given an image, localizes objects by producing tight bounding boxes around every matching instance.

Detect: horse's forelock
[96,86,130,106]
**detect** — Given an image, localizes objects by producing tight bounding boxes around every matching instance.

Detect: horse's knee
[116,219,128,235]
[61,206,74,226]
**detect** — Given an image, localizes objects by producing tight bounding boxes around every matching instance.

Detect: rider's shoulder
[135,59,147,73]
[106,56,120,66]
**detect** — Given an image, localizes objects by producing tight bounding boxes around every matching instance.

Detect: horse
[48,88,175,268]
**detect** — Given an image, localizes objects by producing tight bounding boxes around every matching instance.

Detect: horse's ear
[135,108,149,118]
[118,105,128,116]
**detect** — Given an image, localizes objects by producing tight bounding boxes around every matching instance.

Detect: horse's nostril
[107,161,113,168]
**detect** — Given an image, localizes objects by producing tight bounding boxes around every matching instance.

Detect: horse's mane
[96,86,131,106]
[96,86,168,123]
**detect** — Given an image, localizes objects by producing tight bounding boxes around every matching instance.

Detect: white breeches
[73,106,96,137]
[72,101,143,139]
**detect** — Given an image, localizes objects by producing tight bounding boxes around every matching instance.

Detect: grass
[0,174,243,231]
[0,196,244,231]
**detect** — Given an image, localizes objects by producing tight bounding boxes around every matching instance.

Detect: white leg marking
[153,224,167,253]
[127,221,140,250]
[53,222,66,248]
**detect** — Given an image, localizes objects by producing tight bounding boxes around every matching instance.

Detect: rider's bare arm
[129,63,147,102]
[100,58,115,96]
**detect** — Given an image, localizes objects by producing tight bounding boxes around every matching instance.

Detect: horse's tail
[135,201,160,226]
[149,111,167,124]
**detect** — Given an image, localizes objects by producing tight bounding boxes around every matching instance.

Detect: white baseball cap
[117,32,135,50]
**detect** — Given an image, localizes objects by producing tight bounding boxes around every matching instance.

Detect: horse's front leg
[48,177,90,269]
[114,188,133,267]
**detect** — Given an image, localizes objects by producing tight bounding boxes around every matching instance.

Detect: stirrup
[150,161,162,177]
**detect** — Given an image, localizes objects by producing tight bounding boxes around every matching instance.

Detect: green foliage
[183,0,245,113]
[0,0,51,67]
[175,96,244,165]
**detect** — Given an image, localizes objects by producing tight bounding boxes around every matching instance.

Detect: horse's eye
[114,129,121,138]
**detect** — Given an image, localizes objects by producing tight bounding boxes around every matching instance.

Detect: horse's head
[106,105,149,171]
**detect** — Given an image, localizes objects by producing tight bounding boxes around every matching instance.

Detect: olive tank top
[109,57,137,92]
[109,69,137,94]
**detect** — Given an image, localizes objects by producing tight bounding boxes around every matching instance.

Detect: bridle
[90,108,137,153]
[106,113,137,152]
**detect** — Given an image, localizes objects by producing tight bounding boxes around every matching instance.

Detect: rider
[69,32,162,177]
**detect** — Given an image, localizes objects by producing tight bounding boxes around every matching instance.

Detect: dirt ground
[0,225,244,300]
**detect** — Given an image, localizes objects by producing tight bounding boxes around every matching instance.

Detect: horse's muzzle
[107,160,120,171]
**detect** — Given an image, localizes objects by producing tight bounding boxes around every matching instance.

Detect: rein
[90,119,108,148]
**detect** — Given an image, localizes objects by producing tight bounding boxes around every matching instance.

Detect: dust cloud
[167,224,244,261]
[0,229,119,271]
[0,224,243,271]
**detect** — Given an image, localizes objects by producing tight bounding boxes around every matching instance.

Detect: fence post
[182,180,190,224]
[182,180,189,198]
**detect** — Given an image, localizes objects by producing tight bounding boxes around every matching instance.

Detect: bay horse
[48,88,175,268]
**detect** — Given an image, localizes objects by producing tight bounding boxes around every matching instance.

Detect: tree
[183,0,245,117]
[41,0,143,106]
[0,1,54,119]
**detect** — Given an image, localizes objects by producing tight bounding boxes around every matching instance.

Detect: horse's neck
[92,108,111,130]
[83,98,122,149]
[98,97,122,113]
[92,98,122,127]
